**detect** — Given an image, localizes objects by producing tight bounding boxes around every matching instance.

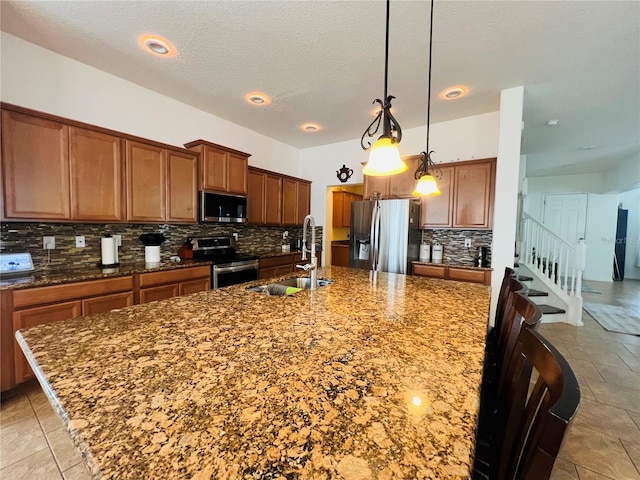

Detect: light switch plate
[75,236,86,248]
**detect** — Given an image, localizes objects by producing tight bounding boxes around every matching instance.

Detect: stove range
[191,237,259,288]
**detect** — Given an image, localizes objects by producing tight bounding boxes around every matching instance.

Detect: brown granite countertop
[17,266,490,479]
[0,259,212,291]
[240,247,321,258]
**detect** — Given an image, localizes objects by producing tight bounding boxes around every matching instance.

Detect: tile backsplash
[420,229,493,266]
[0,222,322,270]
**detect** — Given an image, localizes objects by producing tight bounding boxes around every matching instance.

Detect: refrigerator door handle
[370,201,381,271]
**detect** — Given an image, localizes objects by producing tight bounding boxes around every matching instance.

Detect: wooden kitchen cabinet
[1,109,71,220]
[420,158,496,229]
[166,150,198,223]
[259,252,322,280]
[362,154,422,200]
[5,275,135,389]
[331,244,350,267]
[248,167,282,225]
[70,127,123,222]
[13,301,82,384]
[184,140,250,195]
[125,140,166,222]
[420,166,454,227]
[452,160,495,228]
[413,262,491,285]
[283,178,311,225]
[332,191,362,227]
[125,140,197,223]
[137,265,211,304]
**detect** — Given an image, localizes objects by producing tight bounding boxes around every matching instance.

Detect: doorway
[542,193,588,243]
[325,184,364,266]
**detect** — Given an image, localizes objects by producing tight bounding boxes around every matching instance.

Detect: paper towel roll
[101,237,116,266]
[145,245,161,263]
[419,244,431,262]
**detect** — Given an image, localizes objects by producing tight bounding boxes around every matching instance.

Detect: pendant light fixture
[413,0,441,196]
[361,0,407,177]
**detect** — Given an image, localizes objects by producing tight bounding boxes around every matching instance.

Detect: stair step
[525,288,549,297]
[514,275,533,282]
[538,304,566,315]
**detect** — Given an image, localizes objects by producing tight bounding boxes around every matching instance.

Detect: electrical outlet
[75,236,86,248]
[113,234,122,247]
[464,238,472,248]
[43,236,56,249]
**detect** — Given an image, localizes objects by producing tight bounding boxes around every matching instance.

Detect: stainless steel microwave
[199,191,247,223]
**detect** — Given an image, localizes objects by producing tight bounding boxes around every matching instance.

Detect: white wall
[0,33,300,176]
[525,174,624,282]
[584,194,619,281]
[526,173,607,221]
[619,189,640,280]
[604,155,640,193]
[490,86,524,324]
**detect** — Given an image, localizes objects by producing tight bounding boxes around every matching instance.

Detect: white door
[543,193,588,243]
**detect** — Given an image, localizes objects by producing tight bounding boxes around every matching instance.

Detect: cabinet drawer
[413,264,446,278]
[138,266,211,288]
[448,268,490,285]
[13,276,134,309]
[139,284,180,304]
[179,278,210,296]
[259,255,293,269]
[82,292,134,315]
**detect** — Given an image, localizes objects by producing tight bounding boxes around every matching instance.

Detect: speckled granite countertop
[0,259,212,291]
[17,266,490,479]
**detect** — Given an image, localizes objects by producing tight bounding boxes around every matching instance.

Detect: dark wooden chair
[486,327,581,480]
[475,290,541,472]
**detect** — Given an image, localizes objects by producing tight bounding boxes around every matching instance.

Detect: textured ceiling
[1,0,638,178]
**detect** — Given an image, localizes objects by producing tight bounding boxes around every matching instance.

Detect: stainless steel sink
[248,277,334,295]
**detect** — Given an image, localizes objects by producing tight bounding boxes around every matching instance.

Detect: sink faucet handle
[296,263,314,271]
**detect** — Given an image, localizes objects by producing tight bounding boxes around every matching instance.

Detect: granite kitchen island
[16,266,490,480]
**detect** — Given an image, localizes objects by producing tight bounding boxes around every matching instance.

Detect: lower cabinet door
[412,264,446,278]
[82,292,134,315]
[179,278,210,296]
[13,301,82,383]
[139,284,179,304]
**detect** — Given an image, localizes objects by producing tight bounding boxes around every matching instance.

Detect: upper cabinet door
[247,169,266,224]
[125,140,166,222]
[363,174,389,200]
[264,173,282,225]
[296,181,311,225]
[201,146,227,192]
[227,153,248,195]
[453,160,495,228]
[166,150,197,223]
[282,177,298,225]
[388,155,422,198]
[1,110,70,220]
[69,127,123,221]
[420,166,454,228]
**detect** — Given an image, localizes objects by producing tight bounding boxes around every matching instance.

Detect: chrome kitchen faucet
[296,215,317,290]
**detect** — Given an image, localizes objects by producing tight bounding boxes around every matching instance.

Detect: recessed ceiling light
[301,123,320,132]
[579,145,597,150]
[546,119,559,126]
[139,35,175,57]
[439,86,468,100]
[245,92,271,106]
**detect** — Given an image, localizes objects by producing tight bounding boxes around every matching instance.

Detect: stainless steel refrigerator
[349,199,421,274]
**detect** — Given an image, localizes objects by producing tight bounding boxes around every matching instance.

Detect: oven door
[213,261,259,288]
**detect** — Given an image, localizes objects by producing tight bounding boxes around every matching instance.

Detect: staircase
[516,213,587,326]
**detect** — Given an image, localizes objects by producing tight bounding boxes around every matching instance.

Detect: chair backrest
[494,266,516,331]
[496,292,542,391]
[493,328,580,480]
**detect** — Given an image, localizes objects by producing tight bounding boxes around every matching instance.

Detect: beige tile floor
[0,279,638,479]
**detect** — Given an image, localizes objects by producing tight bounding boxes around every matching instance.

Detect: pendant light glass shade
[363,137,408,176]
[413,173,441,196]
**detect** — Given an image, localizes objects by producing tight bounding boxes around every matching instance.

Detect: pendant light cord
[425,0,434,156]
[384,0,390,101]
